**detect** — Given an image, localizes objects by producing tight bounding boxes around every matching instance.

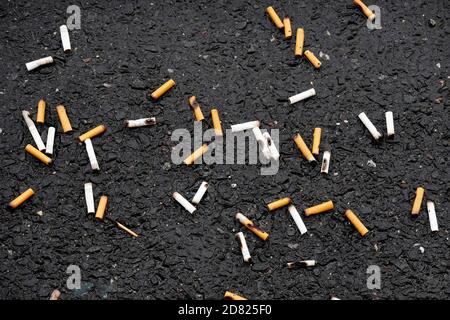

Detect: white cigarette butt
[26,56,54,71]
[331,296,341,300]
[236,232,251,263]
[321,150,331,174]
[288,205,307,235]
[173,192,196,214]
[427,201,438,232]
[192,181,208,205]
[252,127,271,160]
[45,127,56,155]
[385,111,395,137]
[231,120,260,133]
[358,112,382,140]
[263,132,280,161]
[60,25,71,53]
[125,117,156,128]
[84,138,99,170]
[84,183,95,214]
[22,111,46,151]
[288,88,316,105]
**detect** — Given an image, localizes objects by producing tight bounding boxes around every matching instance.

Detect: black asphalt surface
[0,0,449,300]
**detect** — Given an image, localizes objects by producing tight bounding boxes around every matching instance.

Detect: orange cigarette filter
[188,96,205,121]
[36,99,46,124]
[56,105,73,133]
[304,200,334,216]
[266,6,284,29]
[151,79,175,100]
[8,188,35,209]
[304,50,321,69]
[236,213,269,241]
[224,291,247,300]
[116,221,139,237]
[25,144,52,165]
[183,144,208,165]
[210,108,223,136]
[354,0,376,21]
[345,209,369,236]
[283,17,292,39]
[411,187,425,215]
[312,128,321,155]
[79,125,107,142]
[295,28,304,56]
[293,133,316,162]
[267,197,291,212]
[95,195,108,220]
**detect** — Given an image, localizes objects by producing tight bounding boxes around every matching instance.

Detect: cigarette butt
[354,0,376,21]
[95,195,108,220]
[252,127,271,160]
[183,144,208,165]
[84,183,95,214]
[151,79,175,100]
[125,117,156,128]
[79,125,107,142]
[321,150,331,174]
[283,17,292,39]
[331,296,341,300]
[263,132,280,161]
[312,128,321,155]
[385,111,395,137]
[295,28,304,56]
[49,289,61,301]
[266,6,284,29]
[45,127,56,155]
[235,212,269,241]
[22,110,46,151]
[210,109,223,136]
[84,138,100,170]
[188,96,205,121]
[56,105,73,133]
[287,260,316,269]
[192,181,208,205]
[293,133,316,162]
[288,88,316,105]
[116,221,139,237]
[26,56,53,71]
[427,201,438,232]
[304,50,321,69]
[267,197,291,212]
[224,291,247,300]
[231,120,260,133]
[288,205,308,234]
[344,209,369,236]
[411,187,425,215]
[25,144,52,165]
[36,99,46,124]
[60,25,71,53]
[235,232,251,263]
[358,112,382,141]
[304,200,334,216]
[8,188,35,209]
[173,192,197,214]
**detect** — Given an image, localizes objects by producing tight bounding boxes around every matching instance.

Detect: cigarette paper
[283,17,292,39]
[289,88,316,105]
[411,187,425,215]
[295,28,304,56]
[287,260,316,269]
[183,144,208,165]
[235,232,251,263]
[224,291,247,300]
[151,79,175,100]
[95,195,108,220]
[427,201,438,232]
[210,109,223,136]
[321,150,331,174]
[116,221,139,237]
[173,192,197,214]
[288,205,307,235]
[231,120,260,133]
[36,99,46,124]
[331,296,341,300]
[191,181,208,205]
[252,127,271,160]
[84,138,99,170]
[344,209,369,236]
[84,183,95,214]
[49,289,61,301]
[22,111,46,151]
[293,133,316,162]
[188,96,205,121]
[60,25,71,53]
[267,197,291,212]
[304,50,321,69]
[56,105,73,133]
[354,0,376,21]
[235,212,269,241]
[304,200,334,216]
[26,56,53,71]
[312,128,321,155]
[265,6,284,29]
[385,111,395,137]
[358,112,382,141]
[263,132,280,161]
[25,144,52,165]
[79,125,107,142]
[125,117,156,128]
[45,127,56,155]
[8,188,35,209]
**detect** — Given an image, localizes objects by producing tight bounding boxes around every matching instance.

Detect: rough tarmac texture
[0,0,449,299]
